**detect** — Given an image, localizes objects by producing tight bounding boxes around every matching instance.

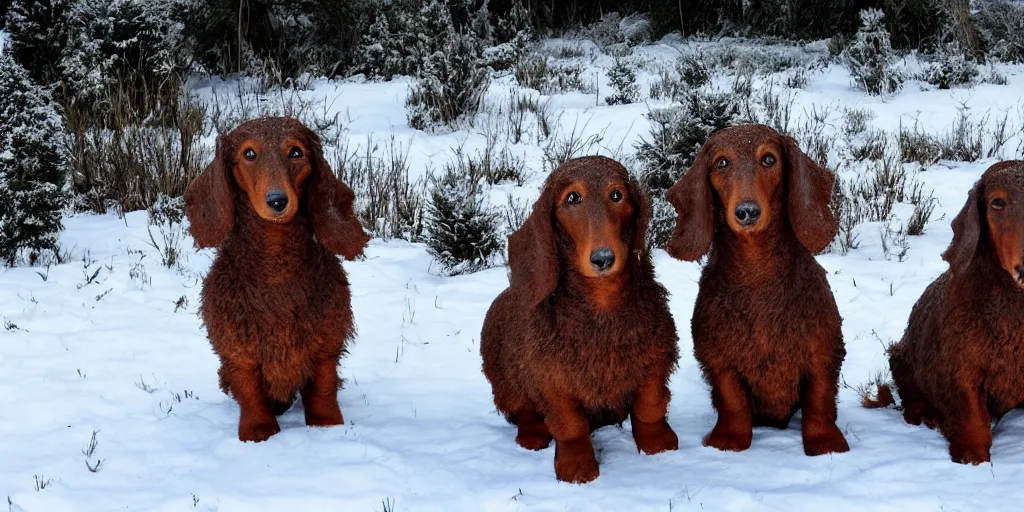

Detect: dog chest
[531,326,670,407]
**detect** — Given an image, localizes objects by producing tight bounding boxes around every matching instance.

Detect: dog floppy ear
[665,146,714,261]
[306,132,371,261]
[626,173,652,257]
[508,183,559,307]
[783,136,837,254]
[942,181,981,273]
[185,135,235,249]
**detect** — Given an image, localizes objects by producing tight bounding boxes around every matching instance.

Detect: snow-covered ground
[4,36,1024,511]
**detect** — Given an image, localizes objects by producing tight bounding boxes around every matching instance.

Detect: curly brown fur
[480,156,680,484]
[886,160,1024,465]
[184,117,370,442]
[665,124,849,457]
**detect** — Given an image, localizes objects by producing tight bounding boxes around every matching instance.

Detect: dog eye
[288,146,303,158]
[243,148,257,161]
[610,190,623,202]
[992,198,1007,210]
[761,154,776,166]
[566,192,582,205]
[715,158,728,168]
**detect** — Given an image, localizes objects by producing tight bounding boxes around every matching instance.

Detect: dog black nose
[590,248,615,272]
[735,201,761,226]
[265,191,288,213]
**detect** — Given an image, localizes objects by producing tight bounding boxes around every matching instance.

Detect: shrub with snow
[974,0,1024,62]
[7,0,182,99]
[514,53,595,95]
[649,52,711,102]
[184,0,368,79]
[59,0,182,102]
[581,12,627,49]
[604,58,640,105]
[146,193,186,269]
[0,49,70,266]
[922,45,979,89]
[482,0,532,71]
[406,25,490,131]
[147,193,185,227]
[424,165,504,276]
[360,0,476,80]
[678,53,711,89]
[843,9,904,96]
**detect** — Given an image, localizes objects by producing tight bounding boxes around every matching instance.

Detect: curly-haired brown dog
[185,117,370,442]
[879,161,1024,465]
[665,124,849,456]
[481,156,679,484]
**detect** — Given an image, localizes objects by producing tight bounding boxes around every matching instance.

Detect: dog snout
[590,247,615,272]
[734,201,761,226]
[265,190,289,213]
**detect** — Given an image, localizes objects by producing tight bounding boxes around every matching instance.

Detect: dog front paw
[949,442,990,465]
[554,438,599,484]
[703,425,752,452]
[802,425,850,456]
[305,402,344,428]
[239,417,281,442]
[633,418,679,455]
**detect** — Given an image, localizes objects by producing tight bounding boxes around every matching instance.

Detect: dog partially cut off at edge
[872,161,1024,465]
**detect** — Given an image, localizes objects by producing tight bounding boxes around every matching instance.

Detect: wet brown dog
[185,117,370,442]
[880,161,1024,465]
[665,124,848,456]
[481,156,679,484]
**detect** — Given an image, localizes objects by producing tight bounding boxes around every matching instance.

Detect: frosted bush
[843,9,904,95]
[0,50,71,265]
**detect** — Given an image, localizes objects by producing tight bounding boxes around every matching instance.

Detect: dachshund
[480,156,680,484]
[879,161,1024,465]
[184,117,370,442]
[665,124,849,456]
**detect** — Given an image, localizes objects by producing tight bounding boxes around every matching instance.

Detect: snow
[5,36,1024,511]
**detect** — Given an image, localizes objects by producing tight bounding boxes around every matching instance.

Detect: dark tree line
[3,0,1015,95]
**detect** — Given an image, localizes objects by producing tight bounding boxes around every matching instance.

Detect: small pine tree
[416,0,455,60]
[360,8,398,79]
[605,58,640,105]
[0,49,71,265]
[424,166,504,276]
[843,9,904,95]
